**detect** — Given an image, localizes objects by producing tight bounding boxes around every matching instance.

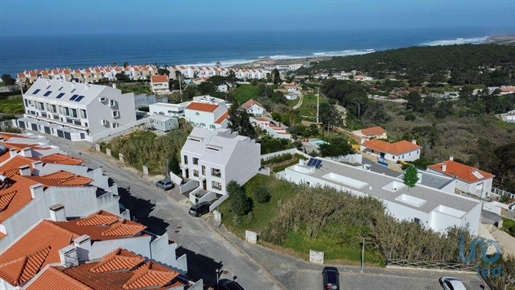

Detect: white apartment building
[180,128,260,196]
[184,101,229,130]
[150,75,170,93]
[149,102,188,118]
[16,79,137,142]
[281,157,481,235]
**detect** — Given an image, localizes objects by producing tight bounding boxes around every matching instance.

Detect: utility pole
[316,87,320,124]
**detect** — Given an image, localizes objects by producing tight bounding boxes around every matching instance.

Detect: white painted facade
[184,102,228,130]
[149,102,187,118]
[281,158,481,235]
[180,128,260,196]
[17,79,137,142]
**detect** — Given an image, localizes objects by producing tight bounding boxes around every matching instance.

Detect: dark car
[155,178,174,190]
[188,201,211,217]
[219,279,245,290]
[322,267,340,290]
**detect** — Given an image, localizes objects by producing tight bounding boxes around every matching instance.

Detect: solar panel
[75,95,85,102]
[315,160,323,169]
[69,94,79,101]
[306,158,315,167]
[56,93,65,99]
[43,91,52,96]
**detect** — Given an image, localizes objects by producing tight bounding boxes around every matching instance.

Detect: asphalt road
[45,136,281,290]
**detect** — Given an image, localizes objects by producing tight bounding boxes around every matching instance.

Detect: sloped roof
[214,111,229,124]
[360,126,386,136]
[0,174,39,223]
[151,75,169,83]
[428,160,495,183]
[39,153,84,165]
[185,102,219,112]
[29,249,185,290]
[362,139,421,155]
[240,99,265,110]
[23,170,93,187]
[0,247,51,286]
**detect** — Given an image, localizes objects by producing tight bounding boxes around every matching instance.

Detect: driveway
[42,136,282,290]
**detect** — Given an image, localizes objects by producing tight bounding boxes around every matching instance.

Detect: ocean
[0,27,512,77]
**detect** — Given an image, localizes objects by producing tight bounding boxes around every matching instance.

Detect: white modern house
[281,157,481,235]
[16,79,137,142]
[150,75,170,93]
[240,99,266,117]
[184,101,229,130]
[149,102,188,118]
[427,157,495,198]
[361,139,421,162]
[180,128,260,196]
[352,126,387,141]
[250,117,291,139]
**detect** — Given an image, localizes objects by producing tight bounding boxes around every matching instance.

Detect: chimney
[9,148,17,158]
[74,235,91,262]
[19,165,31,176]
[59,245,78,268]
[32,161,43,175]
[412,139,417,145]
[49,204,66,221]
[449,156,454,161]
[442,164,447,172]
[30,184,44,198]
[21,147,32,157]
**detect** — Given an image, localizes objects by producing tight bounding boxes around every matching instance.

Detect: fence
[386,259,476,272]
[491,187,515,200]
[261,148,310,161]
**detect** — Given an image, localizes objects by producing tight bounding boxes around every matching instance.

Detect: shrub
[502,218,515,237]
[404,114,416,121]
[233,215,242,226]
[254,187,271,203]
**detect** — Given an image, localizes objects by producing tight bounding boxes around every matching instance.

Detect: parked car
[188,201,211,217]
[219,279,245,290]
[322,267,340,290]
[439,277,467,290]
[155,178,174,190]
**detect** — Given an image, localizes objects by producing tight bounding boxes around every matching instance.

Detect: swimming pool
[311,140,328,146]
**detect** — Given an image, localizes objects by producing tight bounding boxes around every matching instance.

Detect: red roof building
[361,139,421,162]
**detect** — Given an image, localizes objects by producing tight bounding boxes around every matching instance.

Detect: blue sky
[1,0,514,36]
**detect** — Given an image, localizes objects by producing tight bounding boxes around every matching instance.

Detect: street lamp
[360,234,365,273]
[215,268,219,290]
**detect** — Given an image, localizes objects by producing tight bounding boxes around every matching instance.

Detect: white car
[439,276,467,290]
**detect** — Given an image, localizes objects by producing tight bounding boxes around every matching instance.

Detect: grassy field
[233,84,259,104]
[218,174,384,265]
[292,93,329,118]
[0,97,24,114]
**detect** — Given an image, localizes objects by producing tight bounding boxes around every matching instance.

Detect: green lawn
[293,93,329,118]
[218,174,384,265]
[0,97,24,114]
[233,84,259,104]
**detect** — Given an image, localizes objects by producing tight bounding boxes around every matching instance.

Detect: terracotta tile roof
[18,73,25,78]
[27,267,93,290]
[0,155,37,173]
[0,174,39,223]
[25,170,93,187]
[360,126,386,136]
[76,210,119,226]
[151,75,169,83]
[362,139,421,155]
[240,99,265,110]
[428,160,495,183]
[282,83,297,88]
[63,69,71,74]
[90,249,145,273]
[186,102,219,112]
[100,220,146,237]
[501,86,515,92]
[0,247,51,286]
[39,153,84,165]
[33,251,185,290]
[214,111,229,124]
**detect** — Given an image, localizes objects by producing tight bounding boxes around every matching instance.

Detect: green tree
[228,181,252,216]
[158,68,170,76]
[271,68,281,84]
[319,103,342,131]
[254,187,271,203]
[227,107,257,139]
[168,155,181,175]
[115,72,130,82]
[406,91,423,112]
[1,74,16,86]
[403,165,419,190]
[198,81,216,95]
[318,136,353,157]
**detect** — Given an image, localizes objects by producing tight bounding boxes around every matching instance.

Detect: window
[414,218,421,224]
[202,166,205,175]
[195,112,200,116]
[212,181,222,190]
[211,168,221,178]
[56,93,65,99]
[70,108,77,118]
[193,170,199,177]
[80,109,87,119]
[184,155,188,165]
[112,110,120,118]
[24,99,29,106]
[43,91,52,96]
[109,99,116,107]
[112,122,119,128]
[70,94,79,101]
[64,107,70,116]
[210,125,216,129]
[75,95,85,102]
[193,157,199,165]
[33,89,41,94]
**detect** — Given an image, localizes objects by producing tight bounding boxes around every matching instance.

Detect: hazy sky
[1,0,514,36]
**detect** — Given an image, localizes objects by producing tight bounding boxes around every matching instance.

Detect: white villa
[150,75,170,93]
[180,128,260,196]
[16,79,137,142]
[281,157,481,235]
[361,139,421,162]
[240,99,266,117]
[184,101,229,130]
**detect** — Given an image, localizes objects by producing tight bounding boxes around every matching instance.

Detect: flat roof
[286,158,479,215]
